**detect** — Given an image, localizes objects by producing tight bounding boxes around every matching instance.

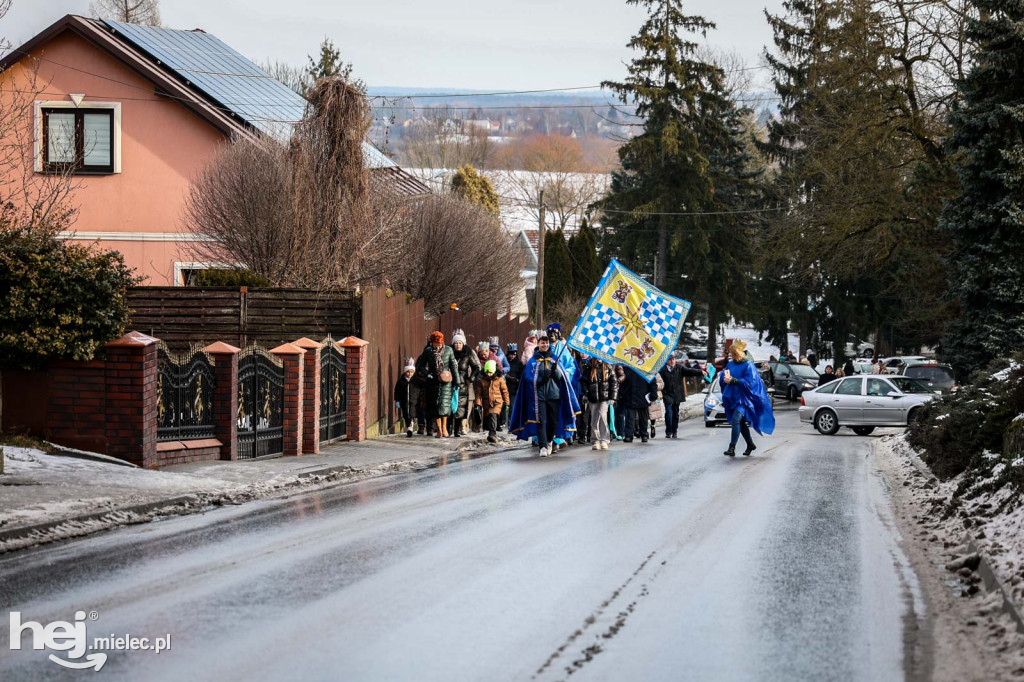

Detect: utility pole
[535,190,545,328]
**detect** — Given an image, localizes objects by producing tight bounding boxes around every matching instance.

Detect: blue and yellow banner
[566,259,691,381]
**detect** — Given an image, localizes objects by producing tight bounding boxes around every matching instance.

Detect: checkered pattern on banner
[575,302,623,355]
[641,293,687,346]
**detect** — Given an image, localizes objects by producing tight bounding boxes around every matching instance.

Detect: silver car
[798,375,938,436]
[703,374,727,427]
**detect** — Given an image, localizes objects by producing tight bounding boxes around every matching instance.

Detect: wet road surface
[0,405,925,681]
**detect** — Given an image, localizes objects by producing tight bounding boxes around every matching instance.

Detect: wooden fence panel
[127,287,359,349]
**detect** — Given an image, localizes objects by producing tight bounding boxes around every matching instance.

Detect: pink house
[0,15,427,285]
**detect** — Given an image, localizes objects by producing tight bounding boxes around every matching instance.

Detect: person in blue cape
[509,332,581,457]
[721,339,775,457]
[544,322,582,451]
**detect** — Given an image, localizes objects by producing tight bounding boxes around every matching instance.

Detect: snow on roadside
[882,434,1024,610]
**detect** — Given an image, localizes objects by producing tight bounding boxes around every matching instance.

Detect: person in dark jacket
[819,365,838,384]
[508,334,580,457]
[620,367,656,443]
[584,358,618,450]
[660,355,703,438]
[505,344,522,397]
[394,357,420,437]
[573,352,591,444]
[451,329,481,437]
[416,331,459,438]
[842,359,856,378]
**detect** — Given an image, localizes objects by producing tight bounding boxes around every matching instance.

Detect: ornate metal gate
[237,347,284,459]
[320,338,347,443]
[156,344,216,442]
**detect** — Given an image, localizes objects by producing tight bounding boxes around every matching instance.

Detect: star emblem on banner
[615,304,647,342]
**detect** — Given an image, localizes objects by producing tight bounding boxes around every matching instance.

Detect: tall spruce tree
[601,0,765,357]
[543,228,574,309]
[569,218,602,296]
[600,0,721,289]
[939,0,1024,376]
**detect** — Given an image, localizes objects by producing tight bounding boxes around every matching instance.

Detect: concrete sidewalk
[0,429,527,554]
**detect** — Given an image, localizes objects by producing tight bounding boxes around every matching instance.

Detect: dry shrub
[397,195,522,315]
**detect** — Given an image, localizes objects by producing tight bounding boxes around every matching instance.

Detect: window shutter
[47,112,76,164]
[82,113,112,167]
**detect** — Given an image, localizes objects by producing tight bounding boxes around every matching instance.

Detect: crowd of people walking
[398,324,716,457]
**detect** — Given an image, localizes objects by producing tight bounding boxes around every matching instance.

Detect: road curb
[0,494,201,550]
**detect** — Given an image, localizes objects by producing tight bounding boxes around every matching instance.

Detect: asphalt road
[0,404,927,682]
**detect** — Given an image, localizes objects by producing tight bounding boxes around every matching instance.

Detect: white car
[798,375,938,435]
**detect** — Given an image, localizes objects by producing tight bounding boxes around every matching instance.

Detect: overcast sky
[4,1,785,91]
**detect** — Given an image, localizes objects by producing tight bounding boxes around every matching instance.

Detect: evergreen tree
[600,0,769,357]
[939,0,1024,376]
[569,218,601,296]
[306,38,365,92]
[451,165,500,216]
[543,228,574,308]
[600,0,722,289]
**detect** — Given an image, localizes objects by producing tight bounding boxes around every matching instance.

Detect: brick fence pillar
[104,331,158,468]
[271,343,305,456]
[340,336,369,442]
[204,341,240,460]
[294,337,321,455]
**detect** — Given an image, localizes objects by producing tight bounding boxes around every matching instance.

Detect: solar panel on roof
[103,19,395,168]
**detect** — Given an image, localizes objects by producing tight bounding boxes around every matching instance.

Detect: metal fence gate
[320,338,347,443]
[156,344,217,442]
[237,347,284,459]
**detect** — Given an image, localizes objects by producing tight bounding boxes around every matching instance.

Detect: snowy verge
[875,433,1024,673]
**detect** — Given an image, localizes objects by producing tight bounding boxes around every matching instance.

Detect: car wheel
[815,409,840,435]
[907,408,921,425]
[788,385,798,401]
[852,426,875,436]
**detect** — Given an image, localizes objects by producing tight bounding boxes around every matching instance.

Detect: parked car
[900,361,957,394]
[703,374,727,427]
[687,349,708,362]
[798,375,938,435]
[881,355,929,371]
[851,359,874,375]
[704,367,775,427]
[767,361,821,400]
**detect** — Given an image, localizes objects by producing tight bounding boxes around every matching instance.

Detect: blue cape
[509,349,581,441]
[721,359,775,436]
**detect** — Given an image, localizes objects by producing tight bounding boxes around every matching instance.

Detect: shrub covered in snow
[907,355,1024,485]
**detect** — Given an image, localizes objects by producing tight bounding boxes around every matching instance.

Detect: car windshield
[905,366,955,387]
[888,376,933,394]
[789,364,820,379]
[709,375,722,395]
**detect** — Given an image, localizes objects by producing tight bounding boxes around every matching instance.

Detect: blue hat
[546,323,561,333]
[507,343,518,351]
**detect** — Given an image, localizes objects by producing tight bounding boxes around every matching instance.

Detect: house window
[41,107,115,173]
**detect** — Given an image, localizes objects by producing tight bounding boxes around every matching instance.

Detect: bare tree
[399,106,493,172]
[90,0,161,26]
[492,134,611,231]
[185,77,408,290]
[395,195,523,315]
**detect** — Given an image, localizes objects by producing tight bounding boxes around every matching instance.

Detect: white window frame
[174,261,239,287]
[34,100,122,174]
